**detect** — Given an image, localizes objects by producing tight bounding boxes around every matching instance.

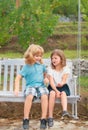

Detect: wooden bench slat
[3,65,8,91]
[9,65,14,91]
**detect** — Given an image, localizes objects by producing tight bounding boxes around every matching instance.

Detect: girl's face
[34,53,42,62]
[51,54,61,66]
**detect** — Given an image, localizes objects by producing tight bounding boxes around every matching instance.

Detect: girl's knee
[61,91,66,96]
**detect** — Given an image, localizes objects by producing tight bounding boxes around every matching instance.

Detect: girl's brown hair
[51,49,66,69]
[24,44,44,64]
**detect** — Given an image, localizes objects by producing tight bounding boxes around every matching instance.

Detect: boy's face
[34,53,42,62]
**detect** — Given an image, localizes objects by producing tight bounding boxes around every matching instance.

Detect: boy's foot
[40,119,47,129]
[23,119,29,129]
[48,118,54,127]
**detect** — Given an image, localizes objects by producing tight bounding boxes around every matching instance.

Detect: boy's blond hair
[51,49,66,69]
[24,44,44,64]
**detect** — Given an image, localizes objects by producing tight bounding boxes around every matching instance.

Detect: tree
[0,0,15,46]
[81,0,88,21]
[13,0,58,49]
[52,0,78,17]
[0,0,58,49]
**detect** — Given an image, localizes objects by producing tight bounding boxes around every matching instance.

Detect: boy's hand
[14,89,19,96]
[44,77,49,86]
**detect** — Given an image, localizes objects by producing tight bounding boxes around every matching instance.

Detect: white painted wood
[9,65,14,91]
[0,58,80,119]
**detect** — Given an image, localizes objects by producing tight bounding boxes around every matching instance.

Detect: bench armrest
[73,75,78,96]
[68,75,78,96]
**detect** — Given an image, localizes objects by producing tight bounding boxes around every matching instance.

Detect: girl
[14,44,49,129]
[47,49,70,127]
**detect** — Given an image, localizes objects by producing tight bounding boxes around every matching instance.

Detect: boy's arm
[14,74,22,96]
[44,72,49,86]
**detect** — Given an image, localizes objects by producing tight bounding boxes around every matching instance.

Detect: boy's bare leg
[24,95,33,119]
[41,94,48,119]
[48,91,56,118]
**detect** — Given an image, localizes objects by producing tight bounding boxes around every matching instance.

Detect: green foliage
[12,0,58,49]
[0,0,88,49]
[52,0,78,17]
[0,0,15,46]
[81,0,88,21]
[0,0,58,49]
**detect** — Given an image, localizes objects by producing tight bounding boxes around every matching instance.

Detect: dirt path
[0,119,88,130]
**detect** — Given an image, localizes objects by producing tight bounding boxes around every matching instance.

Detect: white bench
[0,58,80,119]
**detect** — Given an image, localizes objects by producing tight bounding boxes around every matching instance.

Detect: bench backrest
[0,58,75,96]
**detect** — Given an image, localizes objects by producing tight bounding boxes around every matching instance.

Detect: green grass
[44,50,88,59]
[80,76,88,94]
[80,76,88,88]
[54,22,88,35]
[0,50,88,59]
[0,52,23,59]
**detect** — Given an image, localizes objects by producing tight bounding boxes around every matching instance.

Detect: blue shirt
[19,62,47,88]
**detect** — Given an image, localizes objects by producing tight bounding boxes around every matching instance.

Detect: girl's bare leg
[61,91,67,111]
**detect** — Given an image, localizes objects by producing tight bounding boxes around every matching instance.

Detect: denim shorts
[24,87,49,98]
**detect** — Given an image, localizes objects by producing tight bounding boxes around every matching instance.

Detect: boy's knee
[26,95,34,101]
[50,91,56,98]
[41,94,48,100]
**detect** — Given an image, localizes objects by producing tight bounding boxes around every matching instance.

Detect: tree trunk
[16,0,21,8]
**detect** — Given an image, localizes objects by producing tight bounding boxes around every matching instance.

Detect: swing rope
[77,0,81,94]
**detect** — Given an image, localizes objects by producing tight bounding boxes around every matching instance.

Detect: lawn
[0,50,88,59]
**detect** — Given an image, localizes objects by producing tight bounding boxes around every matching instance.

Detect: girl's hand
[57,83,62,87]
[55,90,60,98]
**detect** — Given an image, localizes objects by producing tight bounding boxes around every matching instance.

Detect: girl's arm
[49,75,59,94]
[57,74,69,87]
[14,74,22,96]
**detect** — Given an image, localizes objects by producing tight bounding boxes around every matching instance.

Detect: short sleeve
[47,67,53,76]
[63,66,70,75]
[43,64,47,73]
[19,65,27,77]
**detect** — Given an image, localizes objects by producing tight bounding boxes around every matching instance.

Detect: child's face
[51,54,61,66]
[34,53,42,62]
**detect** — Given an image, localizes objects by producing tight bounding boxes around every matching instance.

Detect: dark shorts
[48,84,70,96]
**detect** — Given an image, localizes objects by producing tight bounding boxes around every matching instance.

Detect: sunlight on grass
[0,50,88,59]
[44,50,88,59]
[54,22,88,35]
[80,76,88,88]
[0,52,23,59]
[80,76,88,94]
